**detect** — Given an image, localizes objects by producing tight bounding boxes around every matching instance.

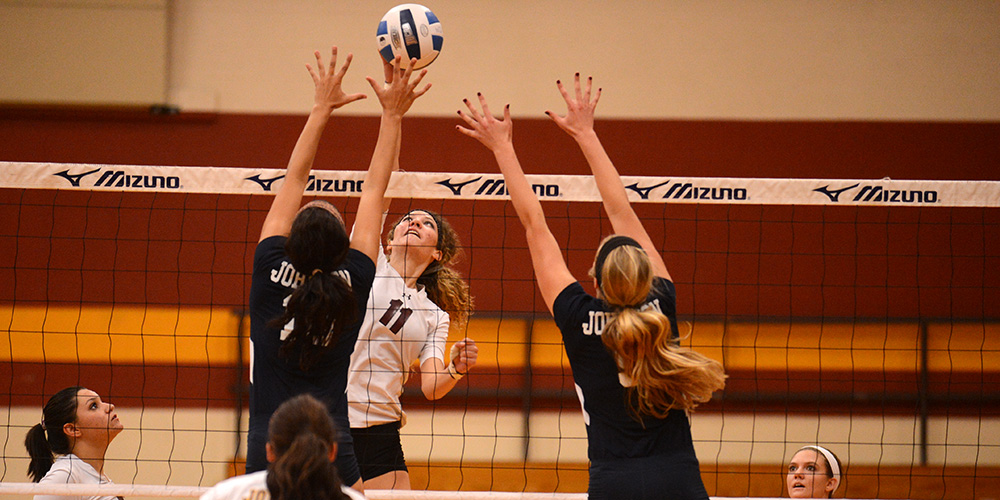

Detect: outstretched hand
[306,47,367,114]
[455,93,513,152]
[545,73,602,138]
[366,56,431,118]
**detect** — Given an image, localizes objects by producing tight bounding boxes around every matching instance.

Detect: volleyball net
[1,161,998,499]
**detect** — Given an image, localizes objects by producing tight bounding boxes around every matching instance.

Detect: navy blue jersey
[552,277,697,461]
[246,235,375,478]
[553,277,709,499]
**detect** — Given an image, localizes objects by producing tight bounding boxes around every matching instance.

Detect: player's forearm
[283,109,332,185]
[422,371,458,400]
[575,130,633,221]
[493,146,550,233]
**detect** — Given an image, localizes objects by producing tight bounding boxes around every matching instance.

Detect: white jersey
[348,249,449,427]
[199,470,366,500]
[35,454,116,500]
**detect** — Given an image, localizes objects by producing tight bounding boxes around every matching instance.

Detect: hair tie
[311,269,323,277]
[594,235,643,287]
[799,445,841,493]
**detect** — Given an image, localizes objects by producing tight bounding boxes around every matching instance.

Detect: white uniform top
[35,454,117,500]
[199,470,367,500]
[348,248,449,427]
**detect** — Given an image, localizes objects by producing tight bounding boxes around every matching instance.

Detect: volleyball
[376,3,443,70]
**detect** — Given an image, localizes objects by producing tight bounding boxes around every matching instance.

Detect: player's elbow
[422,384,446,400]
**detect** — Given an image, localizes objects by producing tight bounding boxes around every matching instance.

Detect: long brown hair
[387,209,473,329]
[265,394,347,500]
[596,237,726,417]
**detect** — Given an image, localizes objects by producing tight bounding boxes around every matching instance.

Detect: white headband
[798,445,841,494]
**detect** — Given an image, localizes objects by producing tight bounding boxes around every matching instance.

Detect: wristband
[447,362,464,380]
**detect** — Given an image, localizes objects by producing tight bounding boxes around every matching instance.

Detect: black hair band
[594,235,643,287]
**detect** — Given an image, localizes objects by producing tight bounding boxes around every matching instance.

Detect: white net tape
[2,160,997,206]
[0,483,885,500]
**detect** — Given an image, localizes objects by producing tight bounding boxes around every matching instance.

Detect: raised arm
[259,47,366,242]
[350,57,430,263]
[457,94,575,313]
[546,74,671,280]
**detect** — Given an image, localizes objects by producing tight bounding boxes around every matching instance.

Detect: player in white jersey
[348,208,477,490]
[201,394,366,500]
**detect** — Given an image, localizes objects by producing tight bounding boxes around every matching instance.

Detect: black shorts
[351,421,407,480]
[247,425,361,487]
[589,453,709,500]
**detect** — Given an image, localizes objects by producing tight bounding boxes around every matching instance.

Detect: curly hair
[387,209,473,330]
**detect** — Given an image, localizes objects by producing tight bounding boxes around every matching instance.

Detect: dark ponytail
[265,394,346,500]
[270,205,357,371]
[24,386,84,481]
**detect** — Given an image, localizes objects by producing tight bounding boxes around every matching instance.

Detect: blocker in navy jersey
[553,277,709,500]
[246,235,375,483]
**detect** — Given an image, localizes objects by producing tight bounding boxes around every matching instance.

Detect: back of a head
[275,205,356,370]
[266,394,345,500]
[24,386,85,481]
[598,242,726,417]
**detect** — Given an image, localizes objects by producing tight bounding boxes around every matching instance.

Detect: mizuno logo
[436,177,481,195]
[625,181,670,200]
[814,183,938,204]
[93,170,180,189]
[54,168,101,187]
[307,176,363,193]
[852,185,938,203]
[247,174,284,192]
[475,179,508,196]
[436,177,561,198]
[813,183,860,202]
[661,183,747,201]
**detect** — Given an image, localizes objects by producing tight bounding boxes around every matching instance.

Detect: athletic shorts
[246,426,361,487]
[351,421,407,480]
[588,453,709,500]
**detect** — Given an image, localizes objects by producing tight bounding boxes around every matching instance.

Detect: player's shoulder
[200,471,268,500]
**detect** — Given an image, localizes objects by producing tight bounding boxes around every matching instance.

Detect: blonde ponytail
[597,239,726,417]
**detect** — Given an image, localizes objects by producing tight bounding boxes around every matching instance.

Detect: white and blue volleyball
[376,4,443,70]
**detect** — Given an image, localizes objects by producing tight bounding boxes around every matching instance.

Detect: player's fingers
[314,50,326,75]
[343,93,367,104]
[400,58,416,82]
[336,51,354,78]
[592,86,602,107]
[477,93,492,120]
[455,124,479,138]
[327,47,339,75]
[413,82,432,99]
[462,98,482,120]
[408,68,429,89]
[573,72,583,101]
[365,76,382,93]
[556,79,571,102]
